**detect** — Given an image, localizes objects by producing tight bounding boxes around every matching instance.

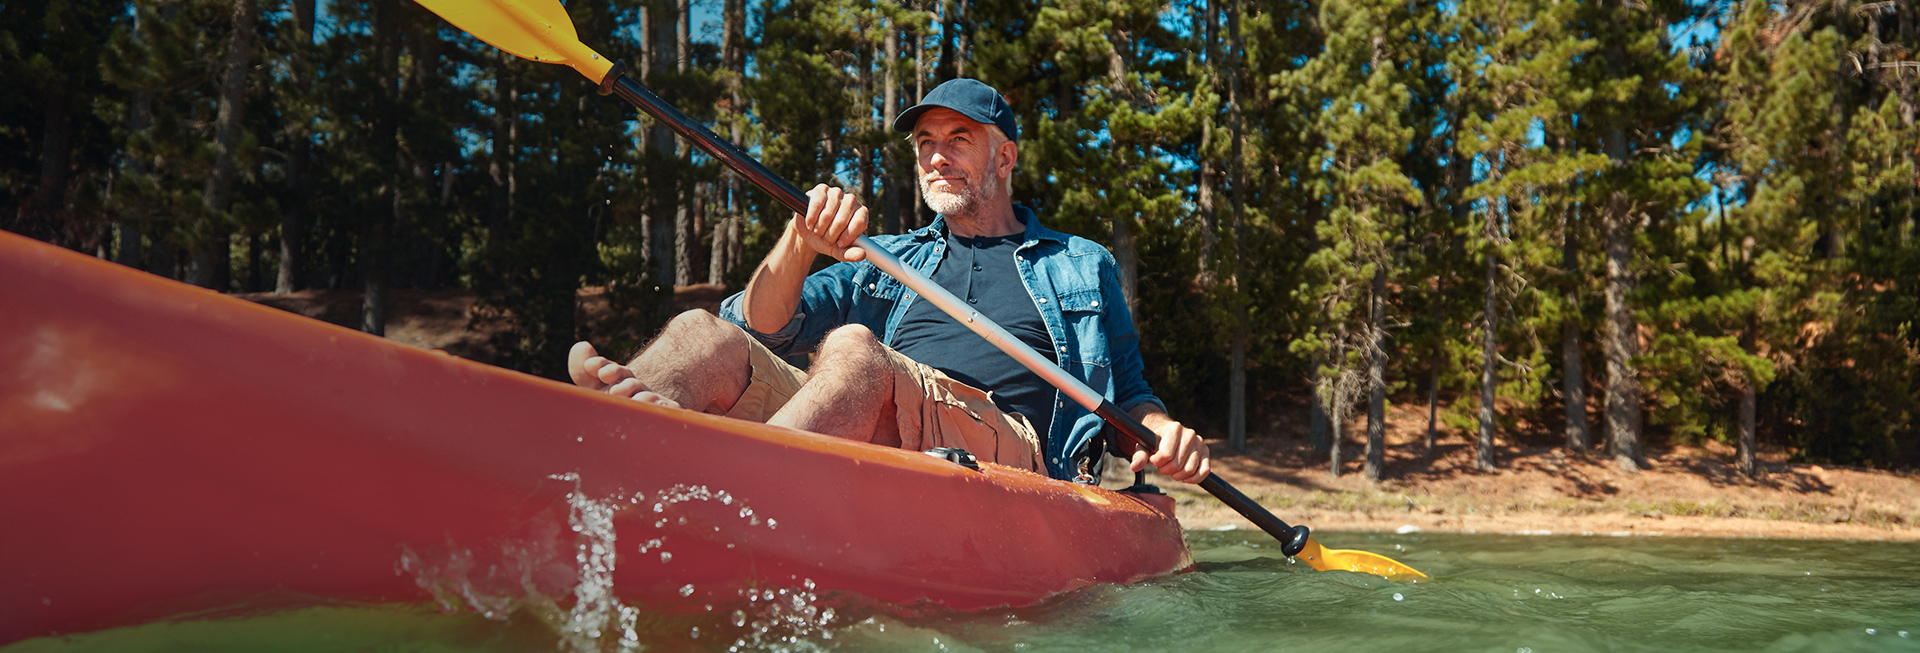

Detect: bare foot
[567,341,622,390]
[607,377,682,410]
[567,341,681,409]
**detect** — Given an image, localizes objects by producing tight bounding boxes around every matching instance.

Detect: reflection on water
[6,532,1918,652]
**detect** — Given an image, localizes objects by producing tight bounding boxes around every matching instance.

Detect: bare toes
[632,391,682,410]
[594,358,636,386]
[608,377,648,399]
[568,342,605,390]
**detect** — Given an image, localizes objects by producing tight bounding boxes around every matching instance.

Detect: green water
[9,532,1919,652]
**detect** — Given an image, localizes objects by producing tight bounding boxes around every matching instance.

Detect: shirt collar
[916,205,1066,246]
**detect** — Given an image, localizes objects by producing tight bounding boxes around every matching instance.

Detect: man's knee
[815,324,885,366]
[644,309,741,357]
[662,309,731,339]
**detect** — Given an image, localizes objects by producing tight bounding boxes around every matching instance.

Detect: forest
[3,0,1916,476]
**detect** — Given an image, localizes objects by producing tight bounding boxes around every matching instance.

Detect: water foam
[398,474,838,651]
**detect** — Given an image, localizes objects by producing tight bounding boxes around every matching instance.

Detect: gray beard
[920,175,997,217]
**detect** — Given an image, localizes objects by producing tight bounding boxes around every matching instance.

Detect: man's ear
[997,140,1018,180]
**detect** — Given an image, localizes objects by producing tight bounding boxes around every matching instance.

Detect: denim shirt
[718,205,1166,480]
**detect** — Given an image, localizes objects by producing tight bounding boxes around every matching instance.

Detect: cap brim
[892,104,936,135]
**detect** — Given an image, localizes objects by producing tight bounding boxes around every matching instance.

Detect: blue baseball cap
[892,78,1018,143]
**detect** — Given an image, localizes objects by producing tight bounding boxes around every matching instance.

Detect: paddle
[413,0,1426,581]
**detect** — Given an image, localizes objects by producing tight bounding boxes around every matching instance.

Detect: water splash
[723,582,838,651]
[397,476,835,651]
[549,472,643,653]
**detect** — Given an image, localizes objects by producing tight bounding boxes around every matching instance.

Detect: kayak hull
[0,231,1192,643]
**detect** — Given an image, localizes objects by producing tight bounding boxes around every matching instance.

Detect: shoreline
[1135,403,1920,543]
[1174,506,1920,541]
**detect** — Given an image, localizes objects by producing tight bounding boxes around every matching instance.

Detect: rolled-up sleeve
[717,261,866,357]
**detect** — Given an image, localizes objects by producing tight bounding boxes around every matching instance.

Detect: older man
[567,78,1209,484]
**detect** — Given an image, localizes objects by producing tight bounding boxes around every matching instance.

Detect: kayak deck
[0,231,1191,643]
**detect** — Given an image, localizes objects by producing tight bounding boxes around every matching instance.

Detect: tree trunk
[1310,379,1331,453]
[912,1,933,228]
[1477,247,1498,472]
[1738,321,1759,477]
[1603,190,1642,471]
[709,187,729,285]
[118,39,151,271]
[1562,211,1589,450]
[14,89,73,245]
[1226,0,1248,453]
[1425,364,1439,450]
[1195,0,1217,284]
[672,0,693,288]
[937,0,955,81]
[363,0,404,337]
[857,41,875,219]
[1329,367,1346,477]
[1365,265,1387,481]
[883,21,902,234]
[278,0,316,294]
[191,0,255,290]
[952,0,968,79]
[489,53,517,249]
[715,0,745,286]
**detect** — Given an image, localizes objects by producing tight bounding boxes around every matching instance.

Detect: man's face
[912,108,1011,217]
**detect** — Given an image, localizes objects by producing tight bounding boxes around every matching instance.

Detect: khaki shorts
[724,336,1045,474]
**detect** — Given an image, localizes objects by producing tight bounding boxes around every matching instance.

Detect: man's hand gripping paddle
[413,0,1427,581]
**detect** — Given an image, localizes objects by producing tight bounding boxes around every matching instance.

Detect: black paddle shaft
[598,63,1311,558]
[600,64,811,215]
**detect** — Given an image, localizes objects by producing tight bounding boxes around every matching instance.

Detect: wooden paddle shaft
[599,65,1311,557]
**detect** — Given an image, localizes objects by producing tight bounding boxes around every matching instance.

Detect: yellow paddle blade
[1294,536,1428,580]
[413,0,614,82]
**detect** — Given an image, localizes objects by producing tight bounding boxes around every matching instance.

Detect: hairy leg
[566,309,753,414]
[767,324,902,447]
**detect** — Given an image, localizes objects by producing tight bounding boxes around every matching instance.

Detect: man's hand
[793,184,869,262]
[1128,410,1211,484]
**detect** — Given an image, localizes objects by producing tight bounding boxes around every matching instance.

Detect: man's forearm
[1128,403,1165,423]
[741,222,816,334]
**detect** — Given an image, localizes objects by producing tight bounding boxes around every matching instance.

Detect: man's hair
[983,124,1013,196]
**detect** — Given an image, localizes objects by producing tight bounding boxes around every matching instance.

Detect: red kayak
[0,230,1192,644]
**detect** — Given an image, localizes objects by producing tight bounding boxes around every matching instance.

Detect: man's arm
[1127,404,1211,484]
[740,184,870,334]
[1086,246,1209,484]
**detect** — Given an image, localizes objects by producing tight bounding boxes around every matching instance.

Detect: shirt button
[1059,346,1068,352]
[1038,298,1048,304]
[1091,301,1099,307]
[973,264,982,271]
[968,298,977,304]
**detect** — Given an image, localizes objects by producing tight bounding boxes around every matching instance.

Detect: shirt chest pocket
[1057,289,1110,366]
[861,275,905,301]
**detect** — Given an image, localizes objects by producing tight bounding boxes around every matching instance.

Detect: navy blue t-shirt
[891,231,1058,450]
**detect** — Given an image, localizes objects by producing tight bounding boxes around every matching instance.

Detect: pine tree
[1570,0,1702,471]
[1293,0,1428,478]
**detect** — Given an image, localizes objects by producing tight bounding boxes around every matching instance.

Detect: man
[567,78,1209,485]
